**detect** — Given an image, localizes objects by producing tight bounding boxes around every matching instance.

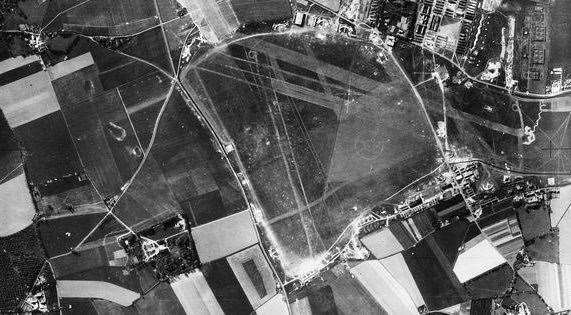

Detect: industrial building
[412,0,481,56]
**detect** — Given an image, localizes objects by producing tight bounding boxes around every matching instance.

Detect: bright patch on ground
[170,272,224,315]
[0,171,36,237]
[453,239,506,283]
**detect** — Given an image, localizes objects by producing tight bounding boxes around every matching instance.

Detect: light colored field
[179,0,238,43]
[188,33,441,277]
[0,170,36,237]
[289,297,311,315]
[0,55,40,74]
[380,253,426,308]
[534,262,563,311]
[191,210,258,262]
[256,294,288,315]
[551,185,571,263]
[561,264,571,310]
[547,96,571,112]
[519,261,571,312]
[170,272,224,315]
[311,0,340,12]
[56,280,140,306]
[350,260,419,315]
[361,228,404,259]
[0,53,99,128]
[453,239,506,283]
[227,245,276,309]
[47,53,94,80]
[541,184,571,311]
[0,70,60,128]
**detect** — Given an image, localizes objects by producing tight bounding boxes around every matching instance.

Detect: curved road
[404,41,571,102]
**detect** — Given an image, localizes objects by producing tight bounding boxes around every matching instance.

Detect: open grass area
[462,12,508,77]
[64,38,160,91]
[59,298,98,314]
[184,31,441,275]
[465,263,514,299]
[39,212,107,257]
[14,111,87,196]
[58,88,140,197]
[393,41,568,175]
[516,204,552,242]
[403,235,468,310]
[149,91,247,225]
[521,110,571,174]
[548,0,571,70]
[42,0,157,34]
[202,258,254,315]
[112,87,247,230]
[115,27,173,75]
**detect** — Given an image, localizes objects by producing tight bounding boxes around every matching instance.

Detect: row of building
[366,0,484,57]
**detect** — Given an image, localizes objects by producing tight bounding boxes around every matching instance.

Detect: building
[548,67,564,93]
[531,42,545,64]
[412,0,481,56]
[373,0,418,38]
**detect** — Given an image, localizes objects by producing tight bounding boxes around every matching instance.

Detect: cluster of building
[361,0,484,57]
[118,215,199,280]
[547,67,571,93]
[518,3,552,93]
[296,160,560,314]
[411,0,480,56]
